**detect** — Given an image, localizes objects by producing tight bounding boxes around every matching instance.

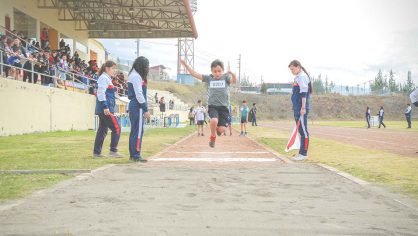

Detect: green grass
[315,120,418,132]
[246,125,418,200]
[0,127,194,200]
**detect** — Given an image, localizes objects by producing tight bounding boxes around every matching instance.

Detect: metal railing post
[0,51,3,76]
[31,62,34,83]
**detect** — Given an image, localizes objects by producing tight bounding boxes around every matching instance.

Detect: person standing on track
[240,100,249,136]
[93,61,122,158]
[405,103,412,129]
[288,60,312,161]
[366,106,371,128]
[250,103,258,126]
[180,59,237,148]
[193,100,206,136]
[378,106,386,128]
[127,56,150,162]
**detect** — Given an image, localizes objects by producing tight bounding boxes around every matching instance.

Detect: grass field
[246,125,418,200]
[314,120,418,131]
[0,127,194,200]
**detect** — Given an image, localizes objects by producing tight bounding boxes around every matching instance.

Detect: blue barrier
[95,113,180,131]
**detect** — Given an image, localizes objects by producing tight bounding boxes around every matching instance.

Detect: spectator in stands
[22,53,35,83]
[40,28,48,49]
[0,35,7,77]
[59,39,65,49]
[3,37,14,78]
[154,92,158,103]
[7,47,23,80]
[58,54,69,81]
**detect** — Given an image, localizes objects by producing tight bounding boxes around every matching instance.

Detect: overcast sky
[100,0,418,86]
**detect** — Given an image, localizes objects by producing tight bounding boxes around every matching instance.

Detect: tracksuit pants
[294,111,309,156]
[93,113,121,154]
[406,114,411,128]
[378,116,386,128]
[366,115,371,128]
[129,109,145,159]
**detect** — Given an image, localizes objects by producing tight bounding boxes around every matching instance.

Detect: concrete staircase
[147,89,190,122]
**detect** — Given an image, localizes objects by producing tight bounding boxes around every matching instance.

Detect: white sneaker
[292,154,308,161]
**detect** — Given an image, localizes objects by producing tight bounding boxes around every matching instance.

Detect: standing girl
[93,61,122,158]
[127,56,150,162]
[288,60,313,161]
[366,106,371,128]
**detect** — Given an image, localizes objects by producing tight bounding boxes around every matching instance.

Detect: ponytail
[301,66,313,94]
[99,60,116,76]
[289,60,313,94]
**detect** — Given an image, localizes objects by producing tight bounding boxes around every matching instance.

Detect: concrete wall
[0,79,96,136]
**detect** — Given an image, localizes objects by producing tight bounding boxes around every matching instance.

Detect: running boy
[240,100,249,136]
[180,59,237,147]
[193,100,206,136]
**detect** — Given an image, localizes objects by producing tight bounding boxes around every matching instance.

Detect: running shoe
[209,135,216,148]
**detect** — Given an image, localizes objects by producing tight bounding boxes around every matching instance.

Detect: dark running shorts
[197,120,204,125]
[208,105,229,127]
[241,118,247,123]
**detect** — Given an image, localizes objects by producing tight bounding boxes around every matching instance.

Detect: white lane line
[164,151,271,154]
[151,157,278,162]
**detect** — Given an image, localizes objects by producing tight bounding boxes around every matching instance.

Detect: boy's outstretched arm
[228,71,237,84]
[180,60,203,81]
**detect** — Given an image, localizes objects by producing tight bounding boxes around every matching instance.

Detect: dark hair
[253,103,256,106]
[242,100,247,103]
[197,100,201,103]
[407,103,410,106]
[288,60,313,94]
[99,60,116,76]
[366,106,369,112]
[129,56,149,82]
[211,59,224,70]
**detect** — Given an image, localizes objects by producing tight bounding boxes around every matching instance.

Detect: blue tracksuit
[128,70,148,160]
[93,72,120,154]
[291,71,311,156]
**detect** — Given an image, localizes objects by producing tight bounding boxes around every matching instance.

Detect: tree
[403,70,415,93]
[370,69,385,91]
[260,82,268,94]
[312,74,325,94]
[388,70,398,92]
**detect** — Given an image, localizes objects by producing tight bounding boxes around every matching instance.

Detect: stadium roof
[37,0,198,39]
